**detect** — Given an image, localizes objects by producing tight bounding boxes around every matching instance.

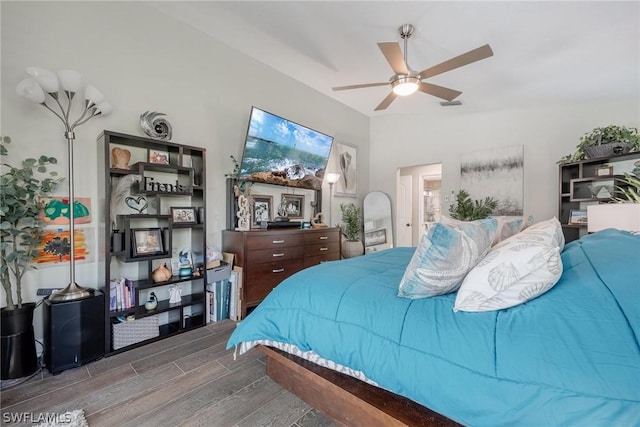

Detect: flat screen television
[237,107,334,191]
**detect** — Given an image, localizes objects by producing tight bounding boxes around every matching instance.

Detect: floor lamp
[325,173,341,226]
[16,67,112,301]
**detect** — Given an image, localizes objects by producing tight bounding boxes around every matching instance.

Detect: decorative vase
[1,303,38,380]
[152,263,172,283]
[111,147,131,169]
[342,240,364,259]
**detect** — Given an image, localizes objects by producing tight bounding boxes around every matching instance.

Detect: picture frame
[281,194,305,219]
[595,165,613,177]
[132,228,164,257]
[250,195,273,228]
[334,142,358,197]
[148,148,169,165]
[170,207,198,225]
[569,209,588,225]
[364,228,387,247]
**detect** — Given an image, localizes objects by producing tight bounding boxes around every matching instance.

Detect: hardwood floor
[0,320,335,427]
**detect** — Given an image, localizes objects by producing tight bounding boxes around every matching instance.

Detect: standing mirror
[363,191,394,253]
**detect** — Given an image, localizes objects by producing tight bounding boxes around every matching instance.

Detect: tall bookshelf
[98,130,206,354]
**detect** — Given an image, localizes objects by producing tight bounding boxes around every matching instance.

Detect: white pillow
[454,217,564,312]
[398,217,497,298]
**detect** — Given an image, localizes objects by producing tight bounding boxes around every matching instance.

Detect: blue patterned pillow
[398,218,498,298]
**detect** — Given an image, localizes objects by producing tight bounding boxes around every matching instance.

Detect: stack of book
[109,278,135,312]
[206,267,242,322]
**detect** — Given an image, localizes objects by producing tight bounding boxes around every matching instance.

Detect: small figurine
[144,292,158,311]
[168,284,182,304]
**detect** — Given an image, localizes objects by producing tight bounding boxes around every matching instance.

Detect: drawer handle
[320,247,328,251]
[319,236,328,240]
[272,268,285,273]
[272,253,285,257]
[272,240,285,244]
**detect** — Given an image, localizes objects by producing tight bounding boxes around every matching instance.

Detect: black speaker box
[44,291,105,375]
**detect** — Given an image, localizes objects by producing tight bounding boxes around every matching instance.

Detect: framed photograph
[170,207,197,225]
[569,209,588,225]
[250,195,273,228]
[148,149,169,165]
[364,228,387,247]
[595,166,613,177]
[281,194,305,219]
[334,142,358,197]
[132,228,164,257]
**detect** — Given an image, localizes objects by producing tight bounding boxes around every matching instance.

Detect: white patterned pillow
[398,217,497,298]
[454,217,564,312]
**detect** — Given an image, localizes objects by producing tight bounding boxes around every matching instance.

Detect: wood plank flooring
[0,320,335,427]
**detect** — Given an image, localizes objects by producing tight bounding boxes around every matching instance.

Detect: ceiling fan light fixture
[392,76,420,96]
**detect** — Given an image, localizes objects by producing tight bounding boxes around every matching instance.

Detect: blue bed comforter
[227,229,640,426]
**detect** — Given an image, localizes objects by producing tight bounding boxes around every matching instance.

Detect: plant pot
[584,142,632,159]
[1,302,38,380]
[342,240,364,259]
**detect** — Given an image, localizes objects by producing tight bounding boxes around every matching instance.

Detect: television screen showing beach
[238,108,334,190]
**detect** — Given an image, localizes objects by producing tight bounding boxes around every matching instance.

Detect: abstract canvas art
[460,145,524,216]
[34,228,93,266]
[334,142,357,197]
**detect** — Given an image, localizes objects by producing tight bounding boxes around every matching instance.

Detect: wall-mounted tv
[237,107,334,191]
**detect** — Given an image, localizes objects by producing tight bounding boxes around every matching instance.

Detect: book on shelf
[110,277,135,312]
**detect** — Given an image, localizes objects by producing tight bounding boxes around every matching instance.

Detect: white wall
[370,101,640,225]
[1,2,369,338]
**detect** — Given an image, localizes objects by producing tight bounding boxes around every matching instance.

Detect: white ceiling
[149,1,640,117]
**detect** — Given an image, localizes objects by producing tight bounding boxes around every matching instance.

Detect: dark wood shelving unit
[98,130,207,355]
[558,151,639,242]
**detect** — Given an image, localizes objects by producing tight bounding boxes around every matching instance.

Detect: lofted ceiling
[149,1,640,117]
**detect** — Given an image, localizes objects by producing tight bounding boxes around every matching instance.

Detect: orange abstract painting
[34,229,90,265]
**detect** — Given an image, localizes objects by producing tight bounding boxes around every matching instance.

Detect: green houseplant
[340,203,364,258]
[560,125,640,163]
[0,136,61,379]
[448,189,498,221]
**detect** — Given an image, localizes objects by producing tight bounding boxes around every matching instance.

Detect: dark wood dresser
[222,227,341,318]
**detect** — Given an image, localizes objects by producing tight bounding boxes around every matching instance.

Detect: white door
[396,173,413,246]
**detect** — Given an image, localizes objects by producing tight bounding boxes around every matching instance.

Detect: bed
[226,228,640,426]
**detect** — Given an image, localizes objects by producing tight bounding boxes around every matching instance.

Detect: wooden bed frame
[258,345,461,427]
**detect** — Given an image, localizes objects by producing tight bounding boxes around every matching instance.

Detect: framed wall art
[334,142,357,197]
[148,148,169,165]
[569,209,588,225]
[251,195,273,228]
[281,194,305,219]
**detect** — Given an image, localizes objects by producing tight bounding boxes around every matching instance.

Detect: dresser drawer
[245,259,304,303]
[247,245,305,264]
[304,241,340,258]
[246,233,304,250]
[303,230,340,244]
[304,252,340,268]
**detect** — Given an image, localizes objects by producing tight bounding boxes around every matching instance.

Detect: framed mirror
[363,191,394,253]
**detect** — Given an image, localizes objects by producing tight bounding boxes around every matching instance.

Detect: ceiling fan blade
[374,92,398,111]
[418,82,462,101]
[419,44,494,79]
[377,42,408,75]
[332,82,389,91]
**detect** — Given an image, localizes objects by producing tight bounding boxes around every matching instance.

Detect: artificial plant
[340,203,363,241]
[448,189,498,221]
[0,136,62,309]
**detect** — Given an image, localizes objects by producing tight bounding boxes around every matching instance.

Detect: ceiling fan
[332,24,494,111]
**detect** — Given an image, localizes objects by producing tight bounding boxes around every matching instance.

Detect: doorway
[396,163,442,247]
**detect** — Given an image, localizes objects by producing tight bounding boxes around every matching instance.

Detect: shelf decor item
[559,125,640,163]
[140,111,172,141]
[170,207,197,225]
[569,209,588,225]
[16,67,112,302]
[132,228,164,257]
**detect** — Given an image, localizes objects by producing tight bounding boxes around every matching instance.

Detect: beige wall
[1,1,369,339]
[370,101,640,225]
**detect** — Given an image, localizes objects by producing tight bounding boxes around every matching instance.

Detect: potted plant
[340,203,364,258]
[1,136,62,379]
[560,125,640,163]
[448,189,498,220]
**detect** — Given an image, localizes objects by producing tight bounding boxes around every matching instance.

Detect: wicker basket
[584,142,632,159]
[112,315,159,350]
